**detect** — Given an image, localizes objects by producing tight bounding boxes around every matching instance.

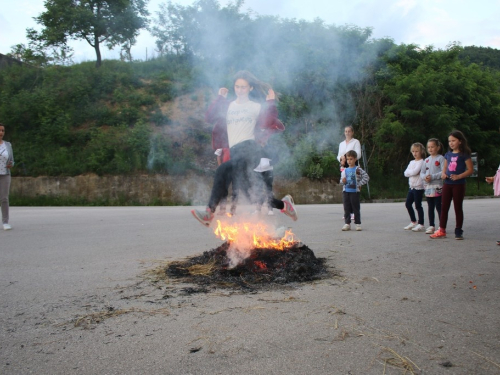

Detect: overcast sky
[1,0,499,62]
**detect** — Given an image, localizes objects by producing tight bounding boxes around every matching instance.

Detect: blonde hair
[411,143,426,159]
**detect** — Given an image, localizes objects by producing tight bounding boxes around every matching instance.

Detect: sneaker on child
[412,224,425,232]
[191,208,214,227]
[355,224,362,231]
[3,223,12,231]
[430,228,446,239]
[455,228,464,240]
[281,195,298,221]
[425,226,435,234]
[342,224,351,231]
[404,222,417,230]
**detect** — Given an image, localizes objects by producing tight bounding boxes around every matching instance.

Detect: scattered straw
[471,351,500,370]
[187,260,217,276]
[378,346,420,375]
[71,307,170,328]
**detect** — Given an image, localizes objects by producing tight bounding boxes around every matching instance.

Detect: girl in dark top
[430,130,473,240]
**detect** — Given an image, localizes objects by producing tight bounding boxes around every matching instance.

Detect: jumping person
[430,130,473,240]
[420,138,445,234]
[0,123,14,230]
[191,71,297,226]
[403,143,426,232]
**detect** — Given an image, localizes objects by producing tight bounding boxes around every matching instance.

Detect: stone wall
[10,174,343,205]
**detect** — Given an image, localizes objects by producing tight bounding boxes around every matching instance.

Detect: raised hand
[266,88,275,100]
[218,88,229,98]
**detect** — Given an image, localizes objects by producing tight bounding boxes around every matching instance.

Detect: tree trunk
[94,34,102,68]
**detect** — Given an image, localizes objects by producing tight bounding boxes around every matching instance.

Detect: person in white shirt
[0,123,14,230]
[337,126,361,165]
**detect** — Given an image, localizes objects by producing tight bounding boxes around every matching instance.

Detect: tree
[29,0,149,67]
[9,42,74,67]
[374,44,500,172]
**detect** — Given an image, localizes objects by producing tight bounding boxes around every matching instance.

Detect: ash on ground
[163,242,331,292]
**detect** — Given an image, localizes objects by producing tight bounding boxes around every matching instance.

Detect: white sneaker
[425,226,435,234]
[3,224,12,230]
[412,224,425,232]
[355,224,362,231]
[404,222,417,230]
[342,224,351,231]
[267,210,274,216]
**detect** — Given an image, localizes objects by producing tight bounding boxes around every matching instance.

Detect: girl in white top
[420,138,445,234]
[337,126,361,164]
[403,143,426,232]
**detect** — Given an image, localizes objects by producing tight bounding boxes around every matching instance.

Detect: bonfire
[166,218,329,291]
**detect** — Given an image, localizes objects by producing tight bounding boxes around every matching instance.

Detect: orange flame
[254,261,267,269]
[214,220,296,250]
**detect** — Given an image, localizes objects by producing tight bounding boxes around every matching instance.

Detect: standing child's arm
[430,156,444,181]
[357,168,369,186]
[404,161,422,177]
[420,158,428,182]
[449,158,474,181]
[441,159,448,180]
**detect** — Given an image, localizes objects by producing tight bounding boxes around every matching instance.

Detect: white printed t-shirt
[0,143,9,175]
[226,100,261,148]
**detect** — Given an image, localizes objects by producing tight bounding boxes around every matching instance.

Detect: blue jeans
[426,196,442,227]
[405,188,424,225]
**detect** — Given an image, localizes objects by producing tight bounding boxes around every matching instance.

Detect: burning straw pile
[164,220,328,291]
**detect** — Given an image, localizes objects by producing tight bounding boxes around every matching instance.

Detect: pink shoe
[191,208,214,227]
[430,228,446,239]
[281,195,298,221]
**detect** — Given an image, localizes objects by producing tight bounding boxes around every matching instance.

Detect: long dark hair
[233,70,273,103]
[448,130,471,155]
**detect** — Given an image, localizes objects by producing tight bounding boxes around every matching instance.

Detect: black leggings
[208,140,283,212]
[426,196,442,227]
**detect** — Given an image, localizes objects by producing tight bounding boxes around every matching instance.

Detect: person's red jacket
[206,95,285,150]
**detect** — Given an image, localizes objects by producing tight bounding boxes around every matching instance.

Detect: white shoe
[3,224,12,230]
[425,226,435,234]
[267,210,274,216]
[342,224,351,231]
[412,224,425,232]
[404,222,417,230]
[355,224,362,231]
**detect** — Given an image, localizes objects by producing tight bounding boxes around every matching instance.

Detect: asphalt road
[1,200,499,374]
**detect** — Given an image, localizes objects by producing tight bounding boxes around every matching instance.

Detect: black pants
[426,196,442,227]
[208,160,233,212]
[208,140,283,212]
[405,188,424,225]
[343,191,361,224]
